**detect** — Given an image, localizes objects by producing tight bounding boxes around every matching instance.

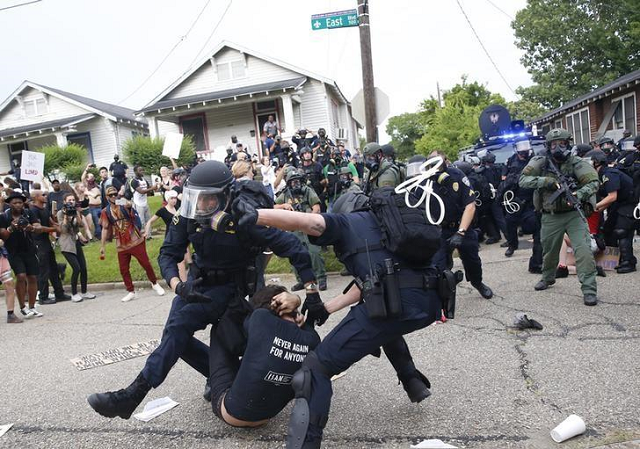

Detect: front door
[180,114,208,153]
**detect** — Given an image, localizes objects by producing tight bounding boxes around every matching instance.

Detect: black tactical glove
[175,278,210,303]
[232,198,259,230]
[447,232,464,249]
[302,292,329,326]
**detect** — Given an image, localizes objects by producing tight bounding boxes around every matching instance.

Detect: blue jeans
[89,207,102,238]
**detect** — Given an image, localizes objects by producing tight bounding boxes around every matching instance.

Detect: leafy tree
[123,135,196,174]
[385,112,426,160]
[512,0,640,108]
[507,97,547,123]
[414,77,506,160]
[37,142,90,182]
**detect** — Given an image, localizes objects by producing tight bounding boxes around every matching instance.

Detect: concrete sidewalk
[1,242,639,448]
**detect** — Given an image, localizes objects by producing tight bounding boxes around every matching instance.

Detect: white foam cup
[550,414,586,443]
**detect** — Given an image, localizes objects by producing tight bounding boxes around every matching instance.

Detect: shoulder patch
[461,176,471,187]
[452,182,459,192]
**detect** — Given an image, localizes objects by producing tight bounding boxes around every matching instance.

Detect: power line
[455,0,516,95]
[184,0,233,73]
[0,0,41,12]
[484,0,514,21]
[118,0,213,105]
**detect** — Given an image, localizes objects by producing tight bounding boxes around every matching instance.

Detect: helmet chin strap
[394,156,445,225]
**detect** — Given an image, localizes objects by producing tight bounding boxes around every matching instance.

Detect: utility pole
[437,81,442,108]
[358,0,377,142]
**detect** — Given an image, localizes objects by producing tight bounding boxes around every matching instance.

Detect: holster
[362,272,387,320]
[438,270,463,319]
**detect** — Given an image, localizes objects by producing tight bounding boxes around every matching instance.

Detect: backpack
[123,178,135,200]
[368,187,442,266]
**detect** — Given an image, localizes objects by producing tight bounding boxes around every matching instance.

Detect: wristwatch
[457,228,466,235]
[305,283,319,292]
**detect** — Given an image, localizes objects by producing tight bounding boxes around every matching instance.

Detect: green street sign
[311,9,358,30]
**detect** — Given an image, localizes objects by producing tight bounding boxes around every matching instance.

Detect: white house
[137,41,360,161]
[0,81,148,172]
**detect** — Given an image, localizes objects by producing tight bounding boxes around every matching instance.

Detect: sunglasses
[108,193,117,197]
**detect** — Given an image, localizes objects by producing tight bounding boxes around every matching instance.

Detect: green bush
[37,143,89,182]
[123,135,196,174]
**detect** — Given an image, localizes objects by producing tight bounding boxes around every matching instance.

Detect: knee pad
[613,229,628,239]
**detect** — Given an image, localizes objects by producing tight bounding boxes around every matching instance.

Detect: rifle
[545,157,588,223]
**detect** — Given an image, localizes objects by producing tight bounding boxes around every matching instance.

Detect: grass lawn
[69,195,344,284]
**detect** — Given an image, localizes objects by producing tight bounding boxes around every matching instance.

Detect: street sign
[351,88,390,126]
[311,9,358,30]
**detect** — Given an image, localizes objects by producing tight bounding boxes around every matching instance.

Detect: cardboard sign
[565,246,620,272]
[20,150,45,182]
[162,132,183,159]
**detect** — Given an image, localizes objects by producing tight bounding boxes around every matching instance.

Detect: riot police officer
[590,150,637,273]
[312,128,333,167]
[299,146,324,196]
[362,142,402,195]
[598,135,620,165]
[381,143,406,181]
[232,181,445,448]
[429,152,494,299]
[500,141,543,273]
[87,161,320,419]
[519,129,599,306]
[224,147,234,168]
[275,170,327,291]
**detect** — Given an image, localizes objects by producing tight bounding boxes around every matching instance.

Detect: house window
[565,108,590,144]
[8,141,27,166]
[23,97,47,117]
[216,60,246,81]
[256,100,277,111]
[331,100,340,130]
[554,119,562,129]
[612,93,637,132]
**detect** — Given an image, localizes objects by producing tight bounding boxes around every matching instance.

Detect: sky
[0,0,533,141]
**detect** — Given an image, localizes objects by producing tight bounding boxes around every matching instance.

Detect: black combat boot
[583,294,598,306]
[616,238,636,274]
[203,378,211,402]
[534,279,555,291]
[505,247,515,257]
[400,370,432,403]
[88,373,151,419]
[472,282,493,299]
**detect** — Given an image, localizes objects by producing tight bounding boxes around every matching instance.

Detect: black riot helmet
[318,128,327,138]
[300,146,313,161]
[286,169,305,195]
[180,161,234,223]
[574,143,593,157]
[331,190,370,214]
[381,143,396,161]
[587,150,607,169]
[634,135,640,149]
[339,166,353,188]
[481,152,496,164]
[598,135,615,154]
[453,160,473,176]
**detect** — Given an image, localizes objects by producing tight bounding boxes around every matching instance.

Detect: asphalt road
[1,241,640,449]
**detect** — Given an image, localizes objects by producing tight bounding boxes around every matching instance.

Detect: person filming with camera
[0,191,44,318]
[57,192,95,303]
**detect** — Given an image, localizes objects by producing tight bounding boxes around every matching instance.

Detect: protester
[29,190,70,305]
[82,164,103,239]
[0,191,43,318]
[99,187,165,302]
[74,182,94,241]
[47,179,66,216]
[1,238,21,323]
[259,156,276,198]
[130,165,159,232]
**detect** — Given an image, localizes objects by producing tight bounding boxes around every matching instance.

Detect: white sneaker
[71,294,84,303]
[30,307,43,317]
[20,307,35,319]
[81,292,96,299]
[152,283,166,296]
[48,293,55,300]
[121,291,136,302]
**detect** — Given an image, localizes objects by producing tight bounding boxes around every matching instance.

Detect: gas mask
[549,140,570,162]
[365,154,379,171]
[339,174,352,188]
[601,143,613,154]
[289,179,303,195]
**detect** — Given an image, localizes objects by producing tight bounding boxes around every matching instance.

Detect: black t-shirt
[154,207,175,236]
[224,308,320,421]
[29,205,53,243]
[0,208,39,253]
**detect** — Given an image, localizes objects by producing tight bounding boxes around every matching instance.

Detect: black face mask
[289,180,302,195]
[365,155,379,171]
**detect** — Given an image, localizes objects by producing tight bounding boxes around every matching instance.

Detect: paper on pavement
[133,397,179,422]
[410,439,457,449]
[0,423,13,438]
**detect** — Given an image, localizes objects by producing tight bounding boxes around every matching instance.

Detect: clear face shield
[180,186,226,222]
[406,161,424,179]
[515,140,532,158]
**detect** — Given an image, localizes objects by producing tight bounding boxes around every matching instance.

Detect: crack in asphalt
[8,424,530,445]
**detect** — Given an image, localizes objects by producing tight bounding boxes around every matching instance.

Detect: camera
[17,215,29,228]
[271,157,280,168]
[63,202,76,216]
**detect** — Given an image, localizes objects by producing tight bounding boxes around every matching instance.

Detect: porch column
[280,94,295,140]
[147,116,159,139]
[55,132,67,147]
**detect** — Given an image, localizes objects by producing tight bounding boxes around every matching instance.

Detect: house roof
[531,69,640,124]
[138,77,307,114]
[0,113,95,139]
[0,81,147,127]
[142,40,350,111]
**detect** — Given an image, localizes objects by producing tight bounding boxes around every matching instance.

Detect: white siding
[165,48,302,100]
[203,102,257,155]
[0,144,10,172]
[157,120,180,136]
[72,117,118,168]
[299,79,330,134]
[0,87,90,130]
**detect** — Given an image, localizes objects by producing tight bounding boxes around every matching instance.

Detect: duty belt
[396,272,439,290]
[194,267,240,286]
